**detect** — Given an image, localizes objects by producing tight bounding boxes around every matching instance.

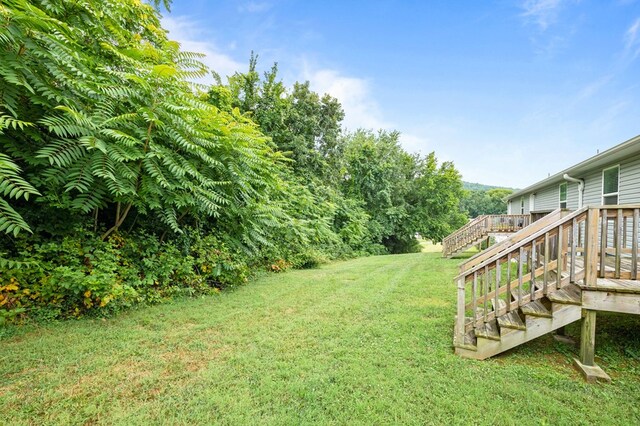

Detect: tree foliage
[460,188,513,217]
[210,61,467,252]
[341,130,466,251]
[0,0,468,320]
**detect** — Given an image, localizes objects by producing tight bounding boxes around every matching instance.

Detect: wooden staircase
[456,281,583,360]
[453,205,640,380]
[442,214,530,258]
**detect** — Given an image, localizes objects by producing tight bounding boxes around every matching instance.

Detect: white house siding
[567,181,579,209]
[619,154,640,204]
[533,185,558,212]
[505,139,640,255]
[582,170,602,206]
[510,195,530,214]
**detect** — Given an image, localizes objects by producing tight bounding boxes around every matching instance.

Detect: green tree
[208,57,345,182]
[460,188,513,217]
[0,0,286,246]
[341,130,465,252]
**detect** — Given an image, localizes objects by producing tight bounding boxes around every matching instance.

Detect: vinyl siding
[619,154,640,204]
[567,181,579,210]
[582,170,602,205]
[533,185,558,211]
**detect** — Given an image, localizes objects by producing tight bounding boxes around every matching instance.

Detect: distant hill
[462,181,518,192]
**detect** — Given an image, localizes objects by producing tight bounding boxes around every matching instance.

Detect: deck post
[580,310,596,366]
[573,309,611,383]
[455,278,466,346]
[584,208,599,288]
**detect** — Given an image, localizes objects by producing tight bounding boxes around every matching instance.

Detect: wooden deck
[590,278,640,293]
[581,279,640,316]
[453,205,640,382]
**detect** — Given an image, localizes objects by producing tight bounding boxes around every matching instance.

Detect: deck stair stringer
[446,235,490,258]
[455,301,582,360]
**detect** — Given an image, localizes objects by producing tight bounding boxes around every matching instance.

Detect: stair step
[491,298,507,311]
[520,300,552,318]
[475,320,501,341]
[497,311,526,330]
[467,304,582,361]
[510,288,522,302]
[456,330,478,351]
[547,284,582,305]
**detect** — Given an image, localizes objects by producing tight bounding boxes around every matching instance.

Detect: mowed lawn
[1,251,640,425]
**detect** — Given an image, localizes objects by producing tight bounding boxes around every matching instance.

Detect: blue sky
[161,1,640,187]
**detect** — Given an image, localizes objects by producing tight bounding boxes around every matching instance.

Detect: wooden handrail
[442,215,487,245]
[459,209,564,272]
[455,207,588,280]
[443,214,530,257]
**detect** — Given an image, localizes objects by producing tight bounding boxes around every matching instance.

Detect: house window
[559,182,567,209]
[602,165,619,205]
[520,196,525,214]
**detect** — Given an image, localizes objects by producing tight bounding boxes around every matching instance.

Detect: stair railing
[454,206,590,346]
[442,215,488,257]
[459,209,564,273]
[442,214,531,257]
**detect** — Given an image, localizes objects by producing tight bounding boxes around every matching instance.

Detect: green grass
[1,252,639,425]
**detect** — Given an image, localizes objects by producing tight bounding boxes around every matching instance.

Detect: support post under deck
[573,309,611,383]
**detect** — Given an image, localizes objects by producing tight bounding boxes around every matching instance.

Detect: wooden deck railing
[453,205,640,346]
[459,209,564,273]
[442,214,531,257]
[590,206,640,282]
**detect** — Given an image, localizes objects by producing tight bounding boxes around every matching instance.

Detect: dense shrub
[0,229,249,322]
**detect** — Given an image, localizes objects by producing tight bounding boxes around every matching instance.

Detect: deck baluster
[472,272,478,323]
[543,232,550,294]
[570,218,577,283]
[518,247,524,306]
[633,209,639,280]
[495,259,501,316]
[616,210,623,278]
[600,209,607,278]
[484,265,489,323]
[456,278,466,345]
[506,253,512,311]
[530,241,536,300]
[556,224,563,289]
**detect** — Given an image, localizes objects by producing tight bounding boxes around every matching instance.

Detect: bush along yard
[1,250,639,425]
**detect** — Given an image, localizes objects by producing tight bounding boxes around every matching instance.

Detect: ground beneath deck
[1,249,639,424]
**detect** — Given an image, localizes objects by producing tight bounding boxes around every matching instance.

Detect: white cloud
[301,67,390,131]
[577,74,614,101]
[238,2,272,13]
[398,133,432,155]
[625,17,640,58]
[521,0,565,30]
[161,16,244,84]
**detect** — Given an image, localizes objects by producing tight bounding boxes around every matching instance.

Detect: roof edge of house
[507,134,640,201]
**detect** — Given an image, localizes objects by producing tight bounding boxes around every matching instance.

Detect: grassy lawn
[1,252,639,425]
